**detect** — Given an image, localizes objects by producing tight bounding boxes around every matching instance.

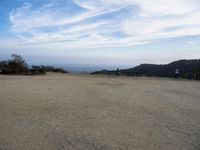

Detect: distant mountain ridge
[121,59,200,77]
[92,59,200,79]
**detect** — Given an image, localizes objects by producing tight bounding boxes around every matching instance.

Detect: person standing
[116,68,120,76]
[175,69,179,78]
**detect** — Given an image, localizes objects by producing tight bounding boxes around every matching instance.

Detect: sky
[0,0,200,66]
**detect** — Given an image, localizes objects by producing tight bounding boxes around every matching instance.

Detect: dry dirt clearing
[0,73,200,150]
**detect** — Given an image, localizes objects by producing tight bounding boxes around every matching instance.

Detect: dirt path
[0,73,200,150]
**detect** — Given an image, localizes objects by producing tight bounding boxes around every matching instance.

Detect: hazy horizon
[0,0,200,65]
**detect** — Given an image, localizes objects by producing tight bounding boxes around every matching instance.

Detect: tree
[0,54,67,75]
[0,54,28,74]
[0,60,9,74]
[31,65,46,75]
[194,65,200,80]
[8,54,28,73]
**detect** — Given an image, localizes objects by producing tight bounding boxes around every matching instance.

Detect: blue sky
[0,0,200,66]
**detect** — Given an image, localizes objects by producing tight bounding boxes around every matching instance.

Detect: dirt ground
[0,73,200,150]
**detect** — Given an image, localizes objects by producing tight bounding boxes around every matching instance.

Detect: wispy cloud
[4,0,200,50]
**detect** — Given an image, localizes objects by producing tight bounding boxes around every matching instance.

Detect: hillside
[92,59,200,79]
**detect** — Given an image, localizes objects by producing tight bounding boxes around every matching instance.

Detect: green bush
[0,54,68,75]
[30,65,68,75]
[193,65,200,80]
[30,66,47,75]
[0,54,28,74]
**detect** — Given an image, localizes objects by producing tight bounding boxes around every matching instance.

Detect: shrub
[0,54,28,74]
[30,66,47,75]
[193,65,200,80]
[0,54,68,75]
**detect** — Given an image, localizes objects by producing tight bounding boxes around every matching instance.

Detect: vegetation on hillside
[193,65,200,80]
[0,54,28,74]
[92,59,200,80]
[0,54,68,75]
[30,65,68,75]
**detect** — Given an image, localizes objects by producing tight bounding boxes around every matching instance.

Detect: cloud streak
[5,0,200,50]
